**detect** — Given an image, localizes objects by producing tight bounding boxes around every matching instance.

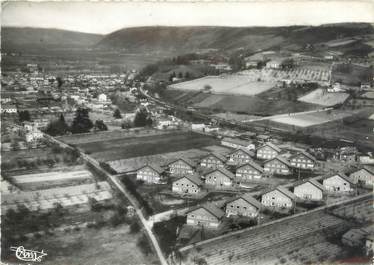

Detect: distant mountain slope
[2,23,373,54]
[1,27,103,50]
[97,24,374,53]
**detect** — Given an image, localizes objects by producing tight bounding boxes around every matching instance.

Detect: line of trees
[45,108,108,136]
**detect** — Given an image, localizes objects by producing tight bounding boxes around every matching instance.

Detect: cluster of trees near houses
[45,108,108,136]
[45,106,154,137]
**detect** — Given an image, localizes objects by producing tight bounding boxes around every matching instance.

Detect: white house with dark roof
[256,142,282,160]
[349,167,374,187]
[263,156,292,175]
[172,174,203,194]
[261,187,296,209]
[227,148,255,166]
[200,153,226,169]
[289,151,317,169]
[167,158,195,176]
[293,179,325,201]
[322,173,354,193]
[235,161,264,183]
[226,194,262,218]
[136,164,164,184]
[204,168,234,189]
[186,203,225,228]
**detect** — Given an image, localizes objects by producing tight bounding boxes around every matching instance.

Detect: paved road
[46,133,168,265]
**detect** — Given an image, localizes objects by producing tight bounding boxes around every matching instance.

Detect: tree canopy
[18,110,31,122]
[133,108,153,127]
[45,114,69,136]
[113,109,122,119]
[94,120,108,131]
[70,108,93,134]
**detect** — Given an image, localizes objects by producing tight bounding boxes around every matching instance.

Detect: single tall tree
[133,108,152,127]
[94,120,108,131]
[18,110,31,122]
[113,109,122,119]
[45,114,69,136]
[70,108,93,134]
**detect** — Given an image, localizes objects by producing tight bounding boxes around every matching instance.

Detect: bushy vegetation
[137,233,153,256]
[45,109,95,136]
[152,216,186,255]
[120,177,154,217]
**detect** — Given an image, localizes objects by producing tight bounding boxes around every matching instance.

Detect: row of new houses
[137,143,318,186]
[137,155,373,195]
[184,170,373,228]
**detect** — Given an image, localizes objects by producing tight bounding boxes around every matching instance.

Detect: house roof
[276,186,297,200]
[259,142,281,153]
[352,166,374,176]
[174,174,203,186]
[307,179,326,191]
[222,137,251,147]
[294,179,325,191]
[205,167,235,179]
[236,161,264,173]
[264,155,291,167]
[324,172,354,184]
[227,193,263,209]
[187,203,225,219]
[167,157,196,167]
[290,151,317,162]
[137,164,164,174]
[201,152,227,163]
[229,148,255,158]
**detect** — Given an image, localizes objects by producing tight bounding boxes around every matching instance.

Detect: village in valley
[1,9,374,265]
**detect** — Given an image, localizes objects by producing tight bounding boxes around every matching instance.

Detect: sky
[2,1,374,35]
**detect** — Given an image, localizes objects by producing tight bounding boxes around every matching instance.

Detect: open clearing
[108,145,231,173]
[10,224,158,265]
[10,168,94,190]
[74,131,219,162]
[194,94,317,115]
[57,129,171,145]
[269,109,353,127]
[169,74,276,96]
[298,88,350,106]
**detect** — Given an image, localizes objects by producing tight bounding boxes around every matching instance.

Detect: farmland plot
[298,88,350,106]
[76,131,219,162]
[169,74,276,96]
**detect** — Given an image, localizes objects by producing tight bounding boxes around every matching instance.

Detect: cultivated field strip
[1,181,112,212]
[179,194,372,265]
[298,88,350,106]
[57,129,178,145]
[11,170,93,184]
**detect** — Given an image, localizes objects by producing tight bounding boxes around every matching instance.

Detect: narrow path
[45,133,168,265]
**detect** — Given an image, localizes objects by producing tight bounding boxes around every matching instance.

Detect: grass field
[5,224,158,265]
[331,63,372,86]
[57,129,174,145]
[76,131,219,162]
[197,94,317,115]
[269,110,353,128]
[298,89,350,106]
[169,74,276,96]
[2,147,54,163]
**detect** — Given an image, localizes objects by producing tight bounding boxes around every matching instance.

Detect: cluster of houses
[137,141,320,190]
[135,139,373,229]
[183,168,373,229]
